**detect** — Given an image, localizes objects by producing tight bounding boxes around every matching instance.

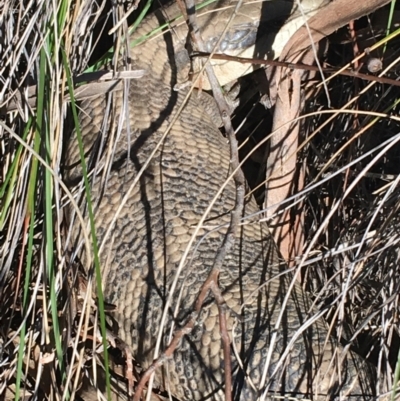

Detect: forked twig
[134,0,246,400]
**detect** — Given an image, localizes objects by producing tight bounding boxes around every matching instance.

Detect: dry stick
[134,320,195,399]
[183,0,247,398]
[134,1,245,400]
[134,270,232,401]
[191,52,400,88]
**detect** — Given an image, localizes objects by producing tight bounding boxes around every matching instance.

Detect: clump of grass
[0,0,121,399]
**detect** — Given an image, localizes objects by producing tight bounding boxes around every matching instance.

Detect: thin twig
[134,0,247,399]
[191,51,400,88]
[184,0,246,398]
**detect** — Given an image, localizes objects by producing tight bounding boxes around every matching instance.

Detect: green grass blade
[62,47,112,401]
